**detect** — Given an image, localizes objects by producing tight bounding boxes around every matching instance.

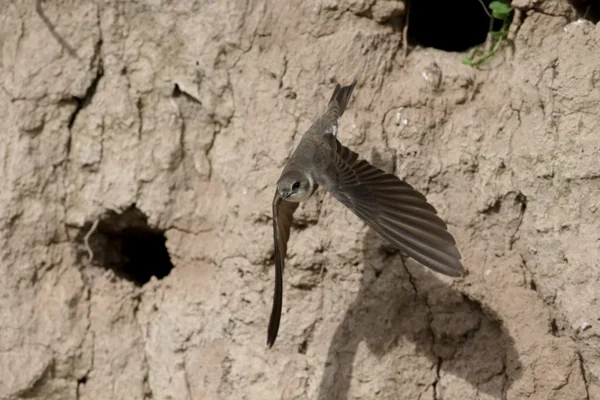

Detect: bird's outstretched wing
[319,139,463,276]
[268,191,299,347]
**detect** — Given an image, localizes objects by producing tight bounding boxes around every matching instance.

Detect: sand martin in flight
[268,80,463,347]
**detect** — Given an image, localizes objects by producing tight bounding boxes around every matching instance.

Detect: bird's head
[277,170,313,202]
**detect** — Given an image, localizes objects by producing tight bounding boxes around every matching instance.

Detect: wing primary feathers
[319,139,464,277]
[268,195,283,347]
[268,192,299,347]
[362,218,463,276]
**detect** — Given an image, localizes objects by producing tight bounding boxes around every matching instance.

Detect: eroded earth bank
[1,1,599,399]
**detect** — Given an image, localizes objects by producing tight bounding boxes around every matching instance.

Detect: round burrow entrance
[78,205,174,286]
[407,0,508,51]
[569,0,600,22]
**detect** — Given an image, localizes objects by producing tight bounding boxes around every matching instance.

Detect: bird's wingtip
[447,261,466,278]
[267,332,277,348]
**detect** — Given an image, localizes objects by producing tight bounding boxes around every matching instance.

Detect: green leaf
[462,55,473,66]
[489,1,512,20]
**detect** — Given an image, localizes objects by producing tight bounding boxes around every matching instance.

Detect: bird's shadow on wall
[316,229,522,399]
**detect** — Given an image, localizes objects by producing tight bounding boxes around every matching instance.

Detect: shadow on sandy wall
[316,228,522,399]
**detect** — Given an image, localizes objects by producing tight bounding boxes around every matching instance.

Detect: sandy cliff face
[0,1,598,399]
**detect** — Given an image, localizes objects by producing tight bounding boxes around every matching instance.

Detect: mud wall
[0,1,598,399]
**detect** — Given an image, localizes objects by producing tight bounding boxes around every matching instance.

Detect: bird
[268,80,463,347]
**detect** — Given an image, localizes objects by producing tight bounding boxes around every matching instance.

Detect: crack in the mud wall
[66,42,104,132]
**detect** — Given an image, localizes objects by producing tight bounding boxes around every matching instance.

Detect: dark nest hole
[407,0,507,51]
[78,205,174,286]
[569,0,600,22]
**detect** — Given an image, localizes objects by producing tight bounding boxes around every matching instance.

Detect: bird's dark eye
[292,182,300,191]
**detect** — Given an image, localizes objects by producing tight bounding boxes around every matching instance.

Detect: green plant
[462,1,514,68]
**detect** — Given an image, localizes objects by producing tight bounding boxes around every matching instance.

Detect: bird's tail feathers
[327,79,357,117]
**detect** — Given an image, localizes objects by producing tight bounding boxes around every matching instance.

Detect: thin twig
[486,9,495,51]
[402,0,411,58]
[475,0,495,51]
[476,0,493,19]
[84,219,99,264]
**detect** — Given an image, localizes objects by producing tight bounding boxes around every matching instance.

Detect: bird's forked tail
[327,79,357,118]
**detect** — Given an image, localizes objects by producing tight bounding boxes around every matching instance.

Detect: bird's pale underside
[268,80,463,347]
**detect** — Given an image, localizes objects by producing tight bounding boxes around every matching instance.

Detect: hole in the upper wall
[78,205,174,286]
[569,0,600,23]
[407,0,507,51]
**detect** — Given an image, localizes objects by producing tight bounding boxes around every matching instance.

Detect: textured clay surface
[0,1,599,399]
